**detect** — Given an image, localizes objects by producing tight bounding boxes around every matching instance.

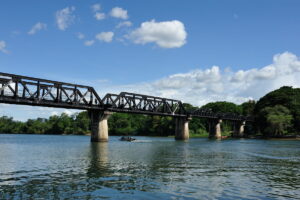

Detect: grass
[189,132,209,138]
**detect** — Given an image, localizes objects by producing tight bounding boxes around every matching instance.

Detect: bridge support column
[175,117,191,140]
[89,110,112,142]
[209,119,222,139]
[236,121,246,138]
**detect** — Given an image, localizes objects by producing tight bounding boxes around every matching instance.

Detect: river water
[0,134,299,199]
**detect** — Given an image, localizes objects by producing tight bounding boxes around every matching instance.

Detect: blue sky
[1,0,300,120]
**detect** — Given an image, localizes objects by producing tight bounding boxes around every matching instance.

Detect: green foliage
[258,105,293,137]
[241,100,256,116]
[73,111,90,134]
[201,101,242,114]
[0,116,25,133]
[109,114,175,136]
[109,113,139,135]
[255,86,300,136]
[189,131,209,138]
[0,112,91,135]
[183,103,197,112]
[25,118,48,134]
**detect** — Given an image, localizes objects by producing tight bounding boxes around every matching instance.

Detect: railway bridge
[0,72,253,142]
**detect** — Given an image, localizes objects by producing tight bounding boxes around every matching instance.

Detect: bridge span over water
[0,72,252,142]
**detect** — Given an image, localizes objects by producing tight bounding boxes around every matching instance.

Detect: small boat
[120,136,136,142]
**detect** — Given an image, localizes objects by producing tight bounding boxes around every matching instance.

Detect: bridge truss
[0,72,252,121]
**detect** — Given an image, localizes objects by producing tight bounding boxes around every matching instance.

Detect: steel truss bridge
[0,72,252,122]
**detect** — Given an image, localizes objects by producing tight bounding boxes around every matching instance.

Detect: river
[0,134,299,199]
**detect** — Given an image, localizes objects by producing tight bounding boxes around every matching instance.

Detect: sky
[0,0,300,121]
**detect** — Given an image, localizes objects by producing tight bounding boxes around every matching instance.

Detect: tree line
[0,86,299,138]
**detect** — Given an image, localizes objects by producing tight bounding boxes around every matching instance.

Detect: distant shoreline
[1,133,299,140]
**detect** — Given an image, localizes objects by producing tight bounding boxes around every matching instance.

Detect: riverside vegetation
[0,86,299,138]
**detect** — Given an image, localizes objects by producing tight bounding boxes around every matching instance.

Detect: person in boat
[120,136,136,141]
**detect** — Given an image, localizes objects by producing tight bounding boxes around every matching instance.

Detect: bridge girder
[0,72,253,121]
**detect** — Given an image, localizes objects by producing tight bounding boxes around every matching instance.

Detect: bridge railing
[0,72,103,109]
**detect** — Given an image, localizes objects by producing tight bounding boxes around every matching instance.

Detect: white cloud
[96,32,114,43]
[91,4,105,20]
[230,52,300,83]
[94,12,105,20]
[50,111,59,116]
[110,7,128,19]
[28,22,47,35]
[92,4,101,12]
[0,40,8,54]
[94,52,300,107]
[77,32,85,39]
[129,20,187,48]
[84,40,95,46]
[116,21,132,28]
[55,6,76,31]
[2,52,300,121]
[51,109,75,116]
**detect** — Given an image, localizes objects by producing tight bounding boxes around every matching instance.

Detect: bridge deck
[0,72,252,121]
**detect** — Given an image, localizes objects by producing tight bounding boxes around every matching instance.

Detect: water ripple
[0,135,300,199]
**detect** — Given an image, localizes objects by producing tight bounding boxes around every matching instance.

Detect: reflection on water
[0,135,299,199]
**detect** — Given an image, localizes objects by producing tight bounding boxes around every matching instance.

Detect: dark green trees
[258,105,292,137]
[254,86,299,137]
[0,112,91,135]
[241,100,256,116]
[201,101,242,114]
[201,101,244,136]
[0,116,25,133]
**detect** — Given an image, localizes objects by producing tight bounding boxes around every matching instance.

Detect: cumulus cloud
[96,32,114,43]
[84,40,95,46]
[116,21,132,28]
[91,4,105,20]
[28,22,47,35]
[230,52,300,83]
[110,7,128,19]
[0,40,8,54]
[3,52,300,121]
[55,6,75,31]
[129,20,187,48]
[94,52,300,107]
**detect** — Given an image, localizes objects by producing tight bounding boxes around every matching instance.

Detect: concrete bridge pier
[89,110,113,142]
[209,119,222,139]
[237,121,246,137]
[175,117,191,140]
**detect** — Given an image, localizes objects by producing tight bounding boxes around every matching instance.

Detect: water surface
[0,134,299,199]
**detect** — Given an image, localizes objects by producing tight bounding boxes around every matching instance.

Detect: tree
[0,116,25,133]
[259,105,293,137]
[25,118,48,134]
[241,100,256,116]
[201,101,242,114]
[73,111,90,134]
[254,86,300,135]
